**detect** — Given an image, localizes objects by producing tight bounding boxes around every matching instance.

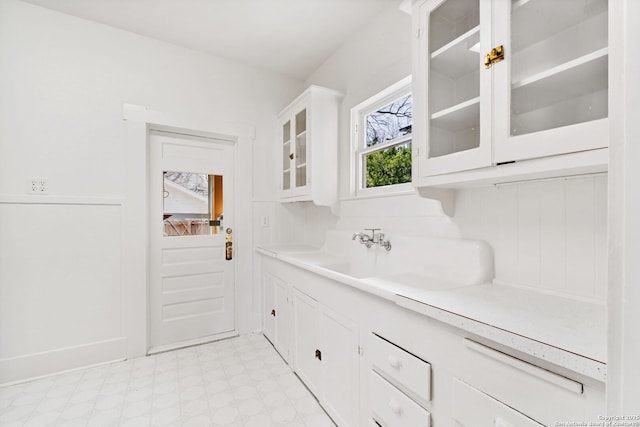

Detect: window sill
[341,186,416,202]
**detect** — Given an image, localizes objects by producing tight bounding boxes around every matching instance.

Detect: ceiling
[21,0,402,80]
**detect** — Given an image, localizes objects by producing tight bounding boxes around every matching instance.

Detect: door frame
[123,103,255,358]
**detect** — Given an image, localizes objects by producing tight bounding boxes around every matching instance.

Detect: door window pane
[163,171,223,236]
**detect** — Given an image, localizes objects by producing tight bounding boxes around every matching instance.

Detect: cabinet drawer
[457,339,603,424]
[453,378,543,427]
[368,333,431,402]
[370,371,431,427]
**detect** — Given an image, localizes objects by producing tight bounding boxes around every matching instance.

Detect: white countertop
[256,245,607,382]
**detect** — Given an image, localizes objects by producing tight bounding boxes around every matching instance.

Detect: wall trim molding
[123,103,255,139]
[0,337,127,386]
[0,195,125,205]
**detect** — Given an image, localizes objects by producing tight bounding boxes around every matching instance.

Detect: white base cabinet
[259,255,605,426]
[293,288,359,427]
[292,289,321,393]
[262,272,293,364]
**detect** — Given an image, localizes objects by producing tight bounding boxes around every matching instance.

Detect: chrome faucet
[352,229,391,251]
[376,233,392,251]
[352,231,374,248]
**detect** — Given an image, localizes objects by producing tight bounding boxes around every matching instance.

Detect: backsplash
[455,175,607,303]
[256,174,607,304]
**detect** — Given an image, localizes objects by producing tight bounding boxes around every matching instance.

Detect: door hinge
[358,345,364,356]
[417,27,423,39]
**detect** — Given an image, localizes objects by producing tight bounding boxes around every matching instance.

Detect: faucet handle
[364,228,381,242]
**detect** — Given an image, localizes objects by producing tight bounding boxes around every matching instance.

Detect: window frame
[350,76,413,198]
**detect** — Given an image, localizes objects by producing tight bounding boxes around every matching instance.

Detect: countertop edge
[394,295,606,382]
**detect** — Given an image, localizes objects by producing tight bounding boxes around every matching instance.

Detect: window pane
[364,142,412,188]
[366,95,412,147]
[163,171,224,236]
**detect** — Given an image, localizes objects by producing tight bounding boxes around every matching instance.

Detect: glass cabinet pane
[509,0,608,136]
[428,0,481,159]
[295,109,307,188]
[282,120,291,190]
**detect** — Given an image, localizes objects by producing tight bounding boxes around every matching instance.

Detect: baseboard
[0,337,127,386]
[147,330,238,355]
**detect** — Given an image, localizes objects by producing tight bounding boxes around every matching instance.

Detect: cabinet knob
[389,399,403,416]
[315,349,322,361]
[289,153,294,160]
[271,309,276,317]
[387,355,402,369]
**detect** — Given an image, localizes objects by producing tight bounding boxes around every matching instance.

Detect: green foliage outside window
[365,145,412,188]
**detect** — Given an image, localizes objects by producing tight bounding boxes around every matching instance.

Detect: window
[351,76,412,196]
[163,171,224,236]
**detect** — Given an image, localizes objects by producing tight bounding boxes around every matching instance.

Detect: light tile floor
[0,334,336,427]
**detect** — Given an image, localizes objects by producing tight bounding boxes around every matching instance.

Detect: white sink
[320,230,494,288]
[277,250,372,279]
[270,230,494,291]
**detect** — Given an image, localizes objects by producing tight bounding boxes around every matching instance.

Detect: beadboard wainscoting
[455,175,608,303]
[0,196,126,385]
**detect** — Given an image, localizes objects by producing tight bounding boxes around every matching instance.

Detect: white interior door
[149,131,235,353]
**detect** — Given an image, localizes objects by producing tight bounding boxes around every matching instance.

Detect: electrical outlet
[27,177,48,194]
[261,216,270,227]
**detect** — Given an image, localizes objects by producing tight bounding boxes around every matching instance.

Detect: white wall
[295,4,609,304]
[0,0,303,384]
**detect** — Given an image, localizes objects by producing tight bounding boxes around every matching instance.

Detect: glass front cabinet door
[280,105,308,197]
[278,86,342,208]
[413,0,609,182]
[414,0,493,177]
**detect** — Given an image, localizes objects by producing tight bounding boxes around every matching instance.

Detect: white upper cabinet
[279,86,342,207]
[413,0,609,187]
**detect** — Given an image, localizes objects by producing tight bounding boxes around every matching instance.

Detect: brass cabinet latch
[315,349,322,361]
[484,45,505,69]
[289,153,294,160]
[270,309,276,317]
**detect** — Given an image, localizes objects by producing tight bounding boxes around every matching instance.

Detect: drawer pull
[387,355,402,369]
[389,399,403,416]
